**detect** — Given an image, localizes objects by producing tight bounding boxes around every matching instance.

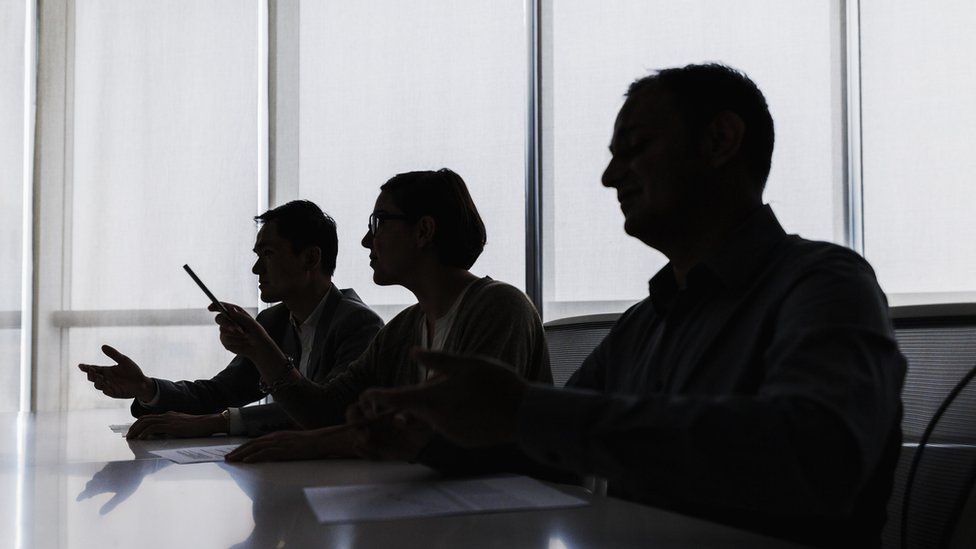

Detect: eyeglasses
[368,212,411,236]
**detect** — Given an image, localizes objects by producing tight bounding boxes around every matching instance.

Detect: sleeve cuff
[136,379,161,407]
[227,408,245,436]
[516,385,595,473]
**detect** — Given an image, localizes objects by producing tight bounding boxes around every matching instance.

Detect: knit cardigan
[272,277,552,428]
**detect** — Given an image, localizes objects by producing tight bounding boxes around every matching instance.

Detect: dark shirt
[516,205,906,548]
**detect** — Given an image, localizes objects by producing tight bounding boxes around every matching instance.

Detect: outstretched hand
[77,345,155,401]
[357,349,528,448]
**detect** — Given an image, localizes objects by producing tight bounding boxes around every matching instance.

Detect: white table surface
[0,409,806,548]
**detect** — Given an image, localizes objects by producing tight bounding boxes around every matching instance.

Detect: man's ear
[301,246,322,273]
[415,216,436,249]
[702,110,745,169]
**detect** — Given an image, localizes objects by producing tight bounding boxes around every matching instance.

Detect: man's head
[602,63,774,248]
[252,200,338,303]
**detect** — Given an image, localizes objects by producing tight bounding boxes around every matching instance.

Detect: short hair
[627,63,775,190]
[255,200,338,276]
[380,169,487,270]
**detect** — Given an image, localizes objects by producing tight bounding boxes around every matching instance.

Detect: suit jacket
[131,285,383,436]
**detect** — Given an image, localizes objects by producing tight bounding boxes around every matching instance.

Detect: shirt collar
[289,285,334,333]
[647,205,788,311]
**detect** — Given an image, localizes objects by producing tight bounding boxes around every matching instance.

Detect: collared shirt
[137,290,332,410]
[289,289,332,377]
[227,288,332,434]
[516,205,906,548]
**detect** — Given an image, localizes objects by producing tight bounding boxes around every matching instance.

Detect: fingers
[213,311,243,332]
[225,437,278,463]
[101,345,132,366]
[359,385,439,423]
[344,405,373,454]
[218,325,249,342]
[79,364,105,381]
[78,364,121,396]
[77,480,101,501]
[210,303,260,337]
[100,492,127,515]
[219,302,254,325]
[125,416,169,440]
[214,314,243,333]
[124,417,151,440]
[345,401,367,423]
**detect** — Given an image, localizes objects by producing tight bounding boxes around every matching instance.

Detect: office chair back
[543,313,620,387]
[883,304,976,549]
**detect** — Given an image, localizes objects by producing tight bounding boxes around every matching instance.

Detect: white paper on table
[148,444,241,464]
[109,423,132,437]
[303,475,588,524]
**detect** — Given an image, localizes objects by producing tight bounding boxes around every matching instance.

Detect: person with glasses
[211,168,552,462]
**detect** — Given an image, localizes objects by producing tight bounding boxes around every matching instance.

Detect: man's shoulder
[332,288,383,327]
[603,297,654,336]
[255,302,290,328]
[334,287,382,320]
[777,235,878,279]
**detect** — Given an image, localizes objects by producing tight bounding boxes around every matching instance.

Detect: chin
[259,290,280,303]
[622,216,642,238]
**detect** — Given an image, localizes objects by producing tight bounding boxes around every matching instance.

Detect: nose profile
[602,158,624,188]
[251,258,262,275]
[361,231,373,249]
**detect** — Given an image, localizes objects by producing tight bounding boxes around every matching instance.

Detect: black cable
[900,361,976,549]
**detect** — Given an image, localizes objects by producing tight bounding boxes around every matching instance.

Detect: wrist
[258,355,297,394]
[205,412,228,435]
[137,377,155,402]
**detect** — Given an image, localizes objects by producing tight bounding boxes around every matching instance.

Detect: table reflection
[77,459,171,515]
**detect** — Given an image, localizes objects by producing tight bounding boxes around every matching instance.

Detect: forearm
[271,370,368,429]
[236,402,298,437]
[517,386,869,517]
[249,345,294,386]
[308,427,357,458]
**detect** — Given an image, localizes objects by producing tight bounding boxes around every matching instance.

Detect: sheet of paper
[109,423,132,437]
[148,444,240,464]
[303,475,588,524]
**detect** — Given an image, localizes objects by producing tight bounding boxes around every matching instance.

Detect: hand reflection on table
[76,435,250,518]
[76,439,172,515]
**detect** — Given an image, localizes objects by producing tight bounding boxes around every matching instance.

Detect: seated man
[78,200,383,438]
[356,64,906,549]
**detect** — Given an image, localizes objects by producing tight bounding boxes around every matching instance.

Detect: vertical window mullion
[525,0,544,316]
[844,0,865,255]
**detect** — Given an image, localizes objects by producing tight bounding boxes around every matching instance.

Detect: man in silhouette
[358,64,906,548]
[80,200,383,438]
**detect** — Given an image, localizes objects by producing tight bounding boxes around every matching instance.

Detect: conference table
[1,409,806,548]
